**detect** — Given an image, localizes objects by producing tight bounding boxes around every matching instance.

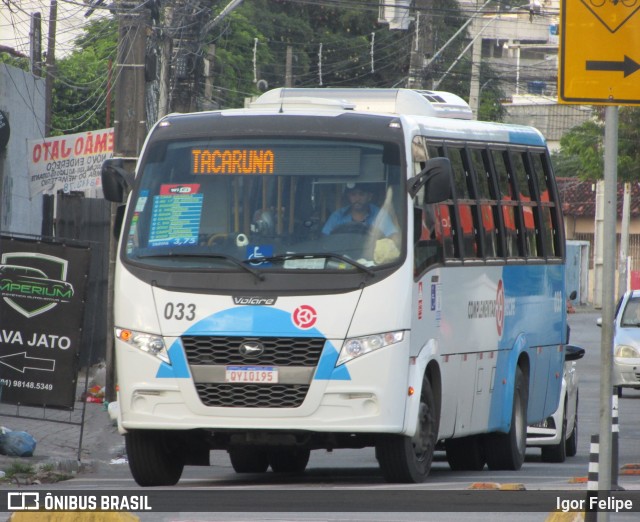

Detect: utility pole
[468,29,482,118]
[594,180,604,308]
[285,46,293,88]
[157,5,173,119]
[407,0,432,89]
[30,12,42,77]
[617,182,631,300]
[45,0,57,137]
[113,1,149,157]
[106,1,150,402]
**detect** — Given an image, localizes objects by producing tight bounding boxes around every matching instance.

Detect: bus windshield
[124,137,404,272]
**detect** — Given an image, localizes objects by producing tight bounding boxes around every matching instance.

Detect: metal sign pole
[598,105,618,521]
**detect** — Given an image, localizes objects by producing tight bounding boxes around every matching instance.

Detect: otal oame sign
[27,128,114,197]
[559,0,640,105]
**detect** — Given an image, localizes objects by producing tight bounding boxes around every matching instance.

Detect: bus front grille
[181,336,325,366]
[195,383,309,408]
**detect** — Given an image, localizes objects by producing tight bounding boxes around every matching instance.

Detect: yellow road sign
[559,0,640,105]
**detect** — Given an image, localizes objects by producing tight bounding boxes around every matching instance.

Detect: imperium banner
[0,236,90,408]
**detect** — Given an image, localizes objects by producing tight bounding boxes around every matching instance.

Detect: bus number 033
[164,302,197,321]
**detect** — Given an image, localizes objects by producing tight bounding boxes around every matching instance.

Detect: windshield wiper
[137,252,264,281]
[249,253,375,277]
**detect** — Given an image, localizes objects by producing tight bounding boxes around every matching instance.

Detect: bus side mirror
[408,157,452,203]
[565,344,585,362]
[102,158,135,203]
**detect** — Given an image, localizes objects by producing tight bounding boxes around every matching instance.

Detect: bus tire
[268,448,310,473]
[375,375,438,483]
[485,366,528,471]
[228,447,269,473]
[125,429,185,486]
[445,435,486,471]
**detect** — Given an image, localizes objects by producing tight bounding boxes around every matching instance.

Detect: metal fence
[574,233,640,272]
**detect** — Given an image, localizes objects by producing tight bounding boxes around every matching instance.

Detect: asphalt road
[4,307,640,521]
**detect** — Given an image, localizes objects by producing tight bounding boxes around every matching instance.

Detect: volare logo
[0,253,75,318]
[233,296,277,306]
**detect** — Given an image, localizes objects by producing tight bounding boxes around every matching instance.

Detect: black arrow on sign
[586,56,640,78]
[0,352,56,373]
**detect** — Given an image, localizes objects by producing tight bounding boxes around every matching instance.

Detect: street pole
[468,31,482,118]
[30,12,42,77]
[285,45,293,88]
[45,0,57,137]
[617,183,630,300]
[106,1,150,402]
[594,180,604,309]
[598,105,618,522]
[407,0,433,89]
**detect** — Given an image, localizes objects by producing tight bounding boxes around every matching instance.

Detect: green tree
[2,0,509,130]
[209,0,505,120]
[51,17,118,135]
[551,107,640,181]
[208,0,411,108]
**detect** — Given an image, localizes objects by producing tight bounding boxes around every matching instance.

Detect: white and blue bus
[102,88,569,486]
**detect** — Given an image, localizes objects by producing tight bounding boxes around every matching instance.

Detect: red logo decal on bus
[292,305,317,329]
[496,279,505,336]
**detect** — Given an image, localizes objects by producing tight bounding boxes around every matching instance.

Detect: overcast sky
[0,0,105,58]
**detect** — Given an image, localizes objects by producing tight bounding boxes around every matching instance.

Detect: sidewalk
[0,366,124,477]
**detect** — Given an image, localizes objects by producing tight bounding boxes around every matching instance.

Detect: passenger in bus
[321,183,398,239]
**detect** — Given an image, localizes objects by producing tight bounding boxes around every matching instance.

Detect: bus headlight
[116,328,170,364]
[614,344,640,359]
[337,331,404,366]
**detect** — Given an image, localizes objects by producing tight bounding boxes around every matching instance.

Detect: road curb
[9,513,139,521]
[544,513,584,522]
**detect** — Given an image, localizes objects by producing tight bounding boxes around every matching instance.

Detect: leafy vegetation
[51,18,118,136]
[1,461,73,485]
[551,107,640,181]
[2,0,508,133]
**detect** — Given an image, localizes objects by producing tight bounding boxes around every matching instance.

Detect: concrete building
[461,0,594,149]
[0,62,45,235]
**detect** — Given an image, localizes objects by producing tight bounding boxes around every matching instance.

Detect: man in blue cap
[321,183,398,239]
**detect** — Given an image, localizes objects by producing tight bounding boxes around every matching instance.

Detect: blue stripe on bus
[157,341,191,378]
[488,264,564,432]
[507,129,545,146]
[155,307,351,381]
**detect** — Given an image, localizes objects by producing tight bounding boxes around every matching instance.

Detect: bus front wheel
[375,375,438,483]
[125,429,185,486]
[485,366,528,471]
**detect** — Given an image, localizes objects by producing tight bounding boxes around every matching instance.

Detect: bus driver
[321,183,398,239]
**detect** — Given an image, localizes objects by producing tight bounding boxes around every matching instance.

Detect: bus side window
[426,143,455,260]
[510,151,539,258]
[530,152,558,257]
[491,150,520,257]
[469,148,499,258]
[446,145,479,260]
